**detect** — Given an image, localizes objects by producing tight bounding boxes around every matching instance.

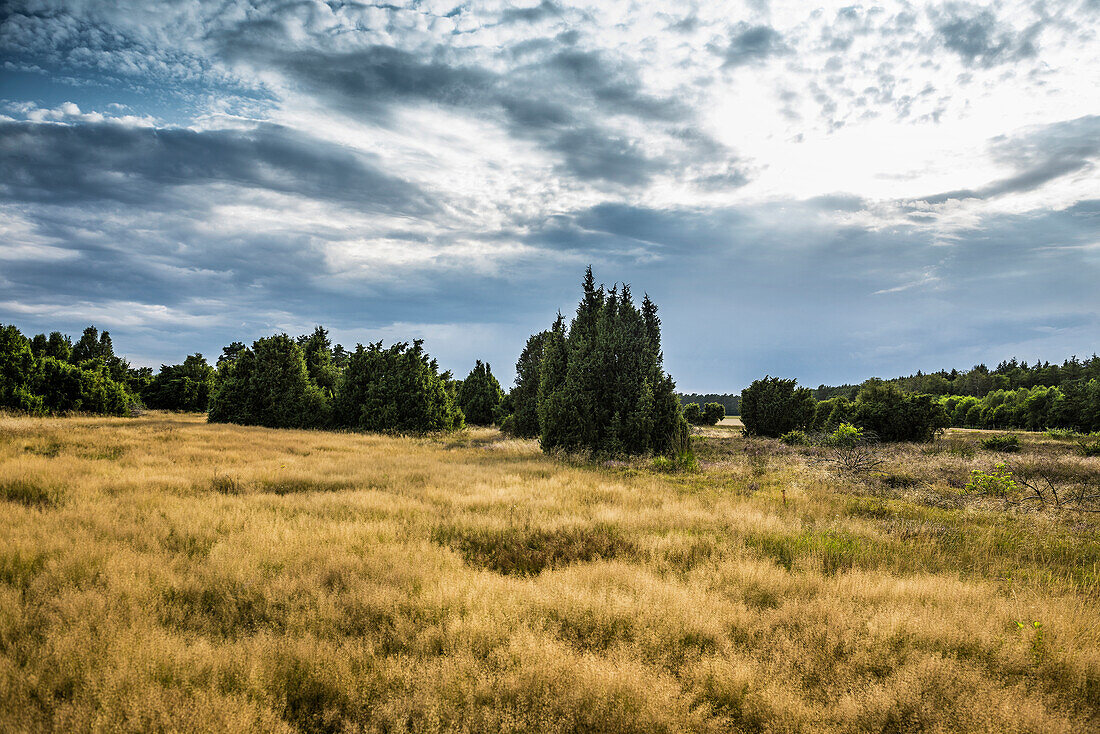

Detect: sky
[1,0,1098,392]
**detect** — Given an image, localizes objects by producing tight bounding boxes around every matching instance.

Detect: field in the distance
[1,412,1098,733]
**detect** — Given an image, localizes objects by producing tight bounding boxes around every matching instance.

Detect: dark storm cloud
[0,120,434,214]
[931,3,1041,67]
[720,23,788,67]
[915,115,1100,203]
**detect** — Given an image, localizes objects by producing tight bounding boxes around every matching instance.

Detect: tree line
[0,268,691,457]
[742,368,1100,441]
[812,355,1100,401]
[678,393,739,416]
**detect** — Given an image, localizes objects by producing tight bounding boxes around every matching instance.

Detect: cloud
[0,119,435,213]
[915,115,1100,203]
[931,3,1041,67]
[720,23,788,67]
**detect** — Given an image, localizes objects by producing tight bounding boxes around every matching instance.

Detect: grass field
[1,412,1098,732]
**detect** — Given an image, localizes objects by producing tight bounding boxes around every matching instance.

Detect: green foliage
[965,463,1017,497]
[0,324,41,413]
[682,402,703,424]
[1044,428,1079,439]
[143,354,216,412]
[536,268,688,456]
[1,323,134,416]
[208,335,331,429]
[779,430,810,446]
[740,376,815,438]
[1076,438,1100,458]
[981,434,1020,453]
[850,380,946,442]
[457,360,504,425]
[702,402,725,425]
[677,392,739,416]
[504,331,549,438]
[333,340,463,433]
[826,423,864,449]
[296,326,340,394]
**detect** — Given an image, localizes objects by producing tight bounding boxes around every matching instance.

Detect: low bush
[779,430,810,446]
[1076,439,1100,458]
[1044,428,1079,440]
[823,423,883,473]
[965,463,1017,497]
[981,434,1020,453]
[431,523,635,575]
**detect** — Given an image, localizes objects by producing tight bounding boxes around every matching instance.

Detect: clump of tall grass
[0,477,62,508]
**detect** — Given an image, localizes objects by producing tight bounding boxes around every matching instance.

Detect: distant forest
[811,356,1100,400]
[678,393,739,416]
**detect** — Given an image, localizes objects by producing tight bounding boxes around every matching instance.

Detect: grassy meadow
[1,412,1098,733]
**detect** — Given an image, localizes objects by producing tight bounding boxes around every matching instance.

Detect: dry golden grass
[0,412,1098,732]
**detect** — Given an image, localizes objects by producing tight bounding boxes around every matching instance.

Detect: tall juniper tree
[536,267,688,456]
[457,360,504,425]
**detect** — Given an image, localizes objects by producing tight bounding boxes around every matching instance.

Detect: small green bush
[825,423,864,448]
[779,430,810,446]
[682,402,703,425]
[1044,428,1079,440]
[1076,439,1100,458]
[965,463,1017,497]
[981,434,1020,452]
[702,402,725,425]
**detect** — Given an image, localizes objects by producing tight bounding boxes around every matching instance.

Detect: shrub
[143,353,216,412]
[740,376,815,438]
[1044,428,1079,440]
[823,423,883,472]
[682,402,703,424]
[702,402,725,425]
[965,463,1017,497]
[333,340,463,433]
[208,335,331,429]
[1076,439,1100,458]
[780,430,810,446]
[849,380,946,442]
[457,360,504,425]
[981,434,1020,452]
